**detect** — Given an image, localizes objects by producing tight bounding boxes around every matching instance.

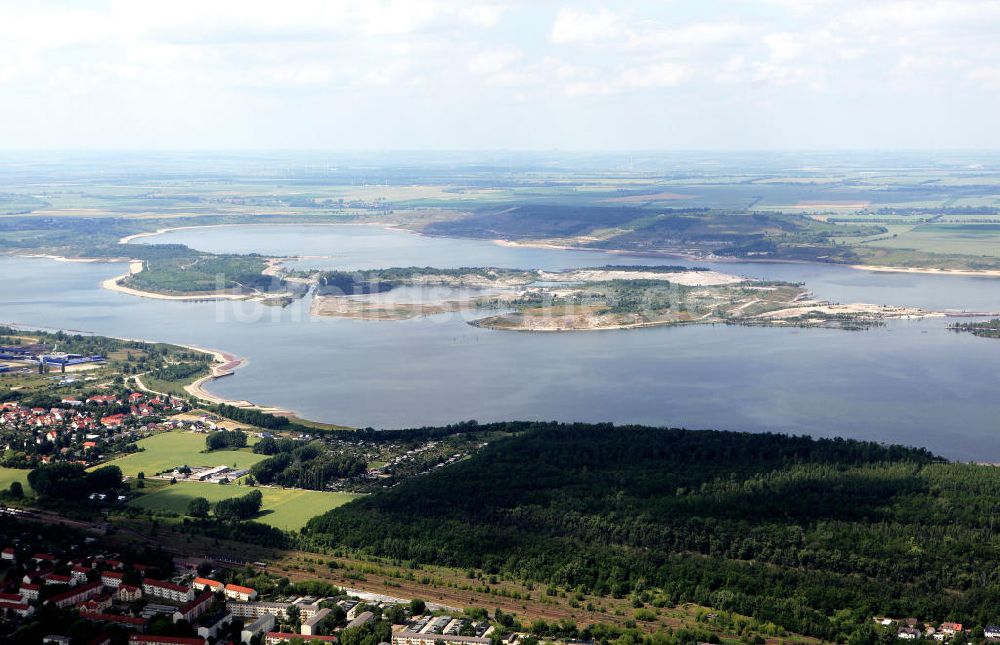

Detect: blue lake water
[3,224,1000,460]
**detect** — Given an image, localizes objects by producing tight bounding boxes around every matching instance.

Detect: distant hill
[303,422,1000,641]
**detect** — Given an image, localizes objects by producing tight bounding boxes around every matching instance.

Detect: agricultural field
[100,430,264,477]
[130,480,359,530]
[856,222,1000,258]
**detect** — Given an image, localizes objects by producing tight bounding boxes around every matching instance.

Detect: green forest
[951,319,1000,339]
[301,423,1000,642]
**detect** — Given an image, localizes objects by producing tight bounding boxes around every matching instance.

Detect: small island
[950,318,1000,339]
[308,265,933,331]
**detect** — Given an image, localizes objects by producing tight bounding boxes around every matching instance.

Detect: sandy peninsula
[850,264,1000,278]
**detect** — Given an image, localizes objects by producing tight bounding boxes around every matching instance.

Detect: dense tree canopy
[300,422,1000,641]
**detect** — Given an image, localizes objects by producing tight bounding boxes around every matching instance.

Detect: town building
[302,607,332,636]
[49,581,103,609]
[345,611,374,630]
[228,601,293,620]
[80,612,148,632]
[142,578,194,603]
[173,591,215,624]
[266,633,336,645]
[127,636,205,645]
[196,611,232,640]
[192,577,224,593]
[19,583,41,601]
[101,571,124,588]
[0,597,34,617]
[224,583,258,601]
[241,613,275,644]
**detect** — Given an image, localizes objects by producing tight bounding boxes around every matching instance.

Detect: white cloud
[551,7,624,44]
[467,48,522,75]
[0,0,998,148]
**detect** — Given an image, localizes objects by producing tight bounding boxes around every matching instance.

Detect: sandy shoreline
[118,221,1000,280]
[849,264,1000,278]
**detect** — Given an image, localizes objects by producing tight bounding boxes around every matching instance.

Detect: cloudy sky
[2,0,999,150]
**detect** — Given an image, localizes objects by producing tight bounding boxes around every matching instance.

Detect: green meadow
[130,481,359,531]
[100,431,264,477]
[0,467,32,496]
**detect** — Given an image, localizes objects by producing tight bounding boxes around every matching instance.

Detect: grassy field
[99,431,264,477]
[0,467,32,496]
[861,222,1000,257]
[130,481,359,530]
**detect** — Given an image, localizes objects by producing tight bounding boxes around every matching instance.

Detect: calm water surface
[2,224,1000,460]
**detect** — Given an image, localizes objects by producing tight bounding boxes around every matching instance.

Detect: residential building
[241,614,275,644]
[19,583,41,601]
[192,577,224,593]
[196,611,231,640]
[117,584,142,602]
[49,581,103,609]
[127,636,205,645]
[985,626,1000,641]
[266,633,336,645]
[227,601,293,620]
[345,611,374,630]
[80,612,148,632]
[302,607,332,636]
[224,583,258,601]
[173,591,215,624]
[42,636,72,645]
[393,632,492,645]
[142,578,194,603]
[43,573,74,587]
[0,598,34,617]
[101,571,124,588]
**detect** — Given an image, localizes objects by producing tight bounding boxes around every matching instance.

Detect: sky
[1,0,999,150]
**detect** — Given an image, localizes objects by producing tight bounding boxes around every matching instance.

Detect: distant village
[874,617,1000,643]
[1,392,189,469]
[0,526,510,645]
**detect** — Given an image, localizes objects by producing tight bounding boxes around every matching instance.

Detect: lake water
[3,224,1000,460]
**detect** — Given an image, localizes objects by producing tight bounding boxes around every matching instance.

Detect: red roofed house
[87,395,118,405]
[173,590,215,624]
[941,624,964,636]
[192,577,224,593]
[81,611,147,631]
[223,583,257,602]
[43,573,74,586]
[266,633,336,645]
[142,578,194,603]
[0,598,33,617]
[101,571,124,588]
[49,581,103,609]
[1,547,15,562]
[19,583,41,601]
[72,565,92,582]
[79,594,114,613]
[128,635,205,645]
[117,584,142,602]
[101,414,127,428]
